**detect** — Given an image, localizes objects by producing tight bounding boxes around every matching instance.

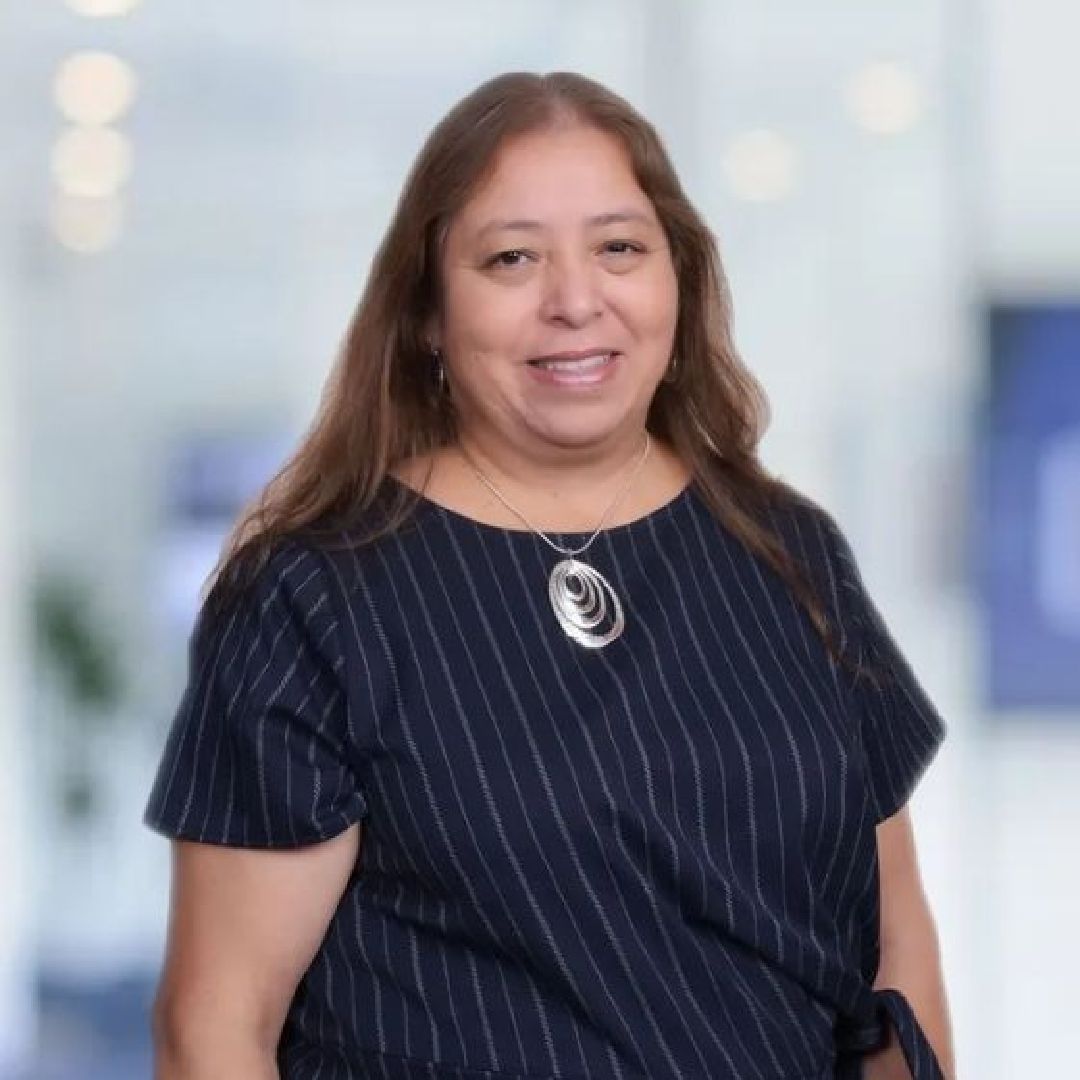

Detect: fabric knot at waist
[834,987,944,1079]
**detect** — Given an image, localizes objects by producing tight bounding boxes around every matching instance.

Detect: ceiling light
[50,127,133,198]
[64,0,142,17]
[846,61,923,135]
[54,52,137,126]
[50,193,123,254]
[722,129,798,203]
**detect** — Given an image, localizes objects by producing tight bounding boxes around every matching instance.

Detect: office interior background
[2,1,1079,1076]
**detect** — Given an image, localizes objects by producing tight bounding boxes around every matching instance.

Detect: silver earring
[431,348,447,394]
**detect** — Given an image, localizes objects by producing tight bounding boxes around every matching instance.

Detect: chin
[527,419,635,451]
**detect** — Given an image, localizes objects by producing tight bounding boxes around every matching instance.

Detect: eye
[601,240,646,256]
[485,249,532,268]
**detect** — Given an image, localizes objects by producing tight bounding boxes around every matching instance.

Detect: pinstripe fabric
[144,479,947,1079]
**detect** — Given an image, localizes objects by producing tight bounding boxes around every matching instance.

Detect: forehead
[452,124,655,235]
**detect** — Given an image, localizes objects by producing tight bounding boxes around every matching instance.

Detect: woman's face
[433,123,679,461]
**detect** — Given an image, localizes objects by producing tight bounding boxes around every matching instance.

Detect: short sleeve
[143,540,369,847]
[813,508,948,825]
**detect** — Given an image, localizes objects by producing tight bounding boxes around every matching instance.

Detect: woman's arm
[863,805,956,1080]
[151,824,362,1078]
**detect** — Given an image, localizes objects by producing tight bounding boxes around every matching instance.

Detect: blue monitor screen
[977,303,1080,713]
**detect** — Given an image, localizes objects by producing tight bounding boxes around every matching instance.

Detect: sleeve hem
[142,798,367,849]
[868,710,948,825]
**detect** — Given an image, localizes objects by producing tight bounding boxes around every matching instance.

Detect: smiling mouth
[528,351,618,372]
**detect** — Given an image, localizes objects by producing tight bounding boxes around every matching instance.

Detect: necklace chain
[459,432,652,558]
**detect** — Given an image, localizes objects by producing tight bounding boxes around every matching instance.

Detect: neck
[456,427,651,511]
[393,425,690,534]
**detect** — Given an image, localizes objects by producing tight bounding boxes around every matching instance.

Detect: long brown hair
[207,71,846,661]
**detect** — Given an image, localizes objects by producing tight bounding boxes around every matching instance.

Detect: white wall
[983,0,1080,288]
[0,226,34,1073]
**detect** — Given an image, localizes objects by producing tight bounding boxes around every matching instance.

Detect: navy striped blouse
[144,478,947,1079]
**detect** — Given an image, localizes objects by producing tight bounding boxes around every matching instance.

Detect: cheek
[442,278,532,355]
[624,268,678,344]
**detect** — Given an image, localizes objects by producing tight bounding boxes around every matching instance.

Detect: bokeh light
[846,60,924,135]
[64,0,143,17]
[49,192,124,254]
[50,127,133,198]
[722,128,799,202]
[54,52,137,127]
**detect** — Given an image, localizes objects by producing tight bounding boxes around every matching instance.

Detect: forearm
[864,918,956,1080]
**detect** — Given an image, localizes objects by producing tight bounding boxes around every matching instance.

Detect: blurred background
[2,0,1078,1076]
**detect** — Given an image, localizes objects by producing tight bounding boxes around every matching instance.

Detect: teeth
[535,353,612,372]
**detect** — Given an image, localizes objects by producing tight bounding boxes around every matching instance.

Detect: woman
[144,72,955,1079]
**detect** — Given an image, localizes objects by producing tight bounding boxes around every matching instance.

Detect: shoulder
[200,533,346,648]
[762,480,852,576]
[755,482,869,658]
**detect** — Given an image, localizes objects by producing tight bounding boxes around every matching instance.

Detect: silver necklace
[459,433,652,649]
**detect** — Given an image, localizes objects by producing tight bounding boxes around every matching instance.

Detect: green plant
[32,571,125,820]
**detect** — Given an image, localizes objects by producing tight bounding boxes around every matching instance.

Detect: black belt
[835,987,944,1079]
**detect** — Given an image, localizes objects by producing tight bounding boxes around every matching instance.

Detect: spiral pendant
[548,558,625,649]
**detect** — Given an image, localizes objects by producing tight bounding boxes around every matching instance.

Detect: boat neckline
[384,473,696,540]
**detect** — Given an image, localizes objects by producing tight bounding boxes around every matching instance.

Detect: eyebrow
[474,209,657,240]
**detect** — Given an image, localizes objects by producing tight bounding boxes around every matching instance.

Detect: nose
[538,254,603,327]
